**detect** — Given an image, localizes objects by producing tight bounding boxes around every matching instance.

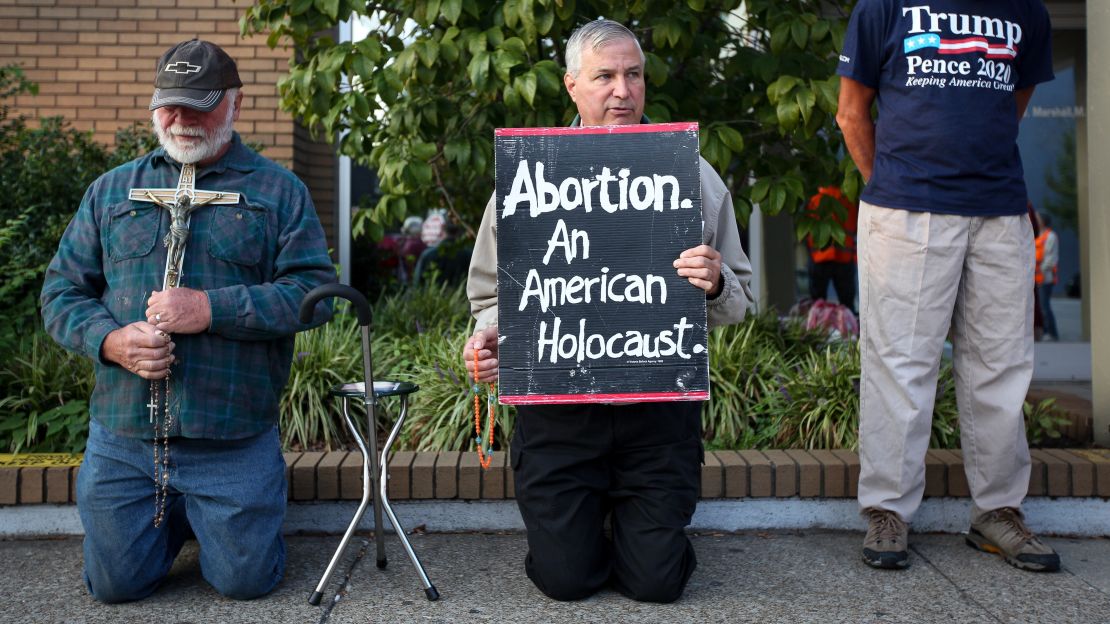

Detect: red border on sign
[499,390,709,405]
[495,122,698,137]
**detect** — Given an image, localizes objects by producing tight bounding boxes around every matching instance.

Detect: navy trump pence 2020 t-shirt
[837,0,1054,216]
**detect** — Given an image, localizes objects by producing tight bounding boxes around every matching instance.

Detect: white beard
[152,102,235,165]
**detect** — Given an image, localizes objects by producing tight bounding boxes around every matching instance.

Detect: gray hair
[564,19,645,78]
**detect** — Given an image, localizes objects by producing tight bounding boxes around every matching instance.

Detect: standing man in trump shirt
[836,1,1060,572]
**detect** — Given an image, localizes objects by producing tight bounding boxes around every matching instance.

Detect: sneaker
[862,508,910,569]
[966,507,1061,572]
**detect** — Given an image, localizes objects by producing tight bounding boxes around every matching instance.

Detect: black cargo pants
[510,401,702,603]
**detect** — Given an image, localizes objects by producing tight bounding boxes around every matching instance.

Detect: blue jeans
[77,420,287,603]
[1039,282,1058,339]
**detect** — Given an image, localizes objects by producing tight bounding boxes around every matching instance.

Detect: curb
[5,496,1110,538]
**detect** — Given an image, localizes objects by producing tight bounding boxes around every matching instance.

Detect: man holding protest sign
[464,19,753,603]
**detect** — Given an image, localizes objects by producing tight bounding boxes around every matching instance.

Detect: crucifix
[128,163,240,526]
[130,164,241,290]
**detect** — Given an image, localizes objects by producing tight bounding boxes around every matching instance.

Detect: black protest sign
[494,123,708,404]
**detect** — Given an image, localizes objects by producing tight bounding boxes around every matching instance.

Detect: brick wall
[0,0,339,249]
[293,121,337,248]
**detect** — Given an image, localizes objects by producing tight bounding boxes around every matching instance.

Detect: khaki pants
[857,201,1033,523]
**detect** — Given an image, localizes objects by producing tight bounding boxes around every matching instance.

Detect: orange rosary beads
[472,348,496,470]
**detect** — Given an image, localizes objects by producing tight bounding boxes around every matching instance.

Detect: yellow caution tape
[0,453,83,467]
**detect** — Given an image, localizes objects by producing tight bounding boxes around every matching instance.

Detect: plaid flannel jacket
[41,133,337,439]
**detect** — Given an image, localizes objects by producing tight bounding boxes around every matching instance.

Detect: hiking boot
[966,507,1061,572]
[862,508,909,569]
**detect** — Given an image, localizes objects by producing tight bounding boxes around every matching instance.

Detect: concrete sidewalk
[3,531,1108,624]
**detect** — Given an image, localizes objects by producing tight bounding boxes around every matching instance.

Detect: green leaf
[766,75,799,103]
[440,40,459,63]
[536,6,555,34]
[351,55,373,82]
[666,18,683,47]
[472,143,489,174]
[445,136,471,166]
[493,48,525,82]
[782,176,804,202]
[768,185,787,214]
[645,52,668,87]
[395,46,417,77]
[533,60,562,95]
[752,53,779,83]
[412,141,438,160]
[842,168,860,200]
[356,37,382,63]
[424,0,442,24]
[442,0,462,24]
[555,0,574,20]
[468,50,490,90]
[290,0,313,16]
[518,0,536,36]
[812,77,838,114]
[408,161,434,185]
[311,89,331,117]
[502,0,520,28]
[791,21,809,49]
[687,0,705,10]
[776,100,800,130]
[770,23,790,55]
[503,82,521,110]
[811,19,830,43]
[717,126,744,153]
[502,36,527,56]
[352,92,370,118]
[392,196,408,221]
[321,0,340,20]
[485,26,504,48]
[795,88,817,125]
[516,71,537,107]
[466,29,487,56]
[416,40,440,68]
[750,178,771,203]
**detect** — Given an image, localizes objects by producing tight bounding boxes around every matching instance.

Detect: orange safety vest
[1034,228,1057,286]
[806,186,858,264]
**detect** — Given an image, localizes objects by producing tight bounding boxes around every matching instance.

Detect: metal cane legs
[307,396,376,606]
[308,394,438,605]
[378,399,437,600]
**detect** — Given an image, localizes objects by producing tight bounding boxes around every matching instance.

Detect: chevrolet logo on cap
[151,40,242,112]
[164,61,201,75]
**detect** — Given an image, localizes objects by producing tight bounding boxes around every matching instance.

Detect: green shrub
[1024,398,1071,447]
[1,67,108,336]
[372,280,471,337]
[281,303,365,450]
[0,330,93,453]
[0,65,158,342]
[0,64,160,448]
[386,325,514,452]
[0,279,1078,455]
[762,343,862,450]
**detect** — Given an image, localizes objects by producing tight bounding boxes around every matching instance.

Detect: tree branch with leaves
[242,0,860,248]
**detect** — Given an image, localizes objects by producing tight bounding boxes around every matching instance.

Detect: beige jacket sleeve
[465,158,755,330]
[699,157,755,328]
[466,193,500,330]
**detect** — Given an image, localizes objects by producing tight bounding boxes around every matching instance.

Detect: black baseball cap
[149,39,242,112]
